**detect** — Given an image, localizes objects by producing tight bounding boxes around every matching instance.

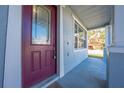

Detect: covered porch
[1,5,119,88]
[47,5,112,88]
[48,57,106,88]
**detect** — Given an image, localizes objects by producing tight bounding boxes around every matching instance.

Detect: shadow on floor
[48,57,106,88]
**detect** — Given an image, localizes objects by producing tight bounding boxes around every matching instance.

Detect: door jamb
[56,6,64,78]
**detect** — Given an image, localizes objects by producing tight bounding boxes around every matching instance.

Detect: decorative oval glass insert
[32,6,51,44]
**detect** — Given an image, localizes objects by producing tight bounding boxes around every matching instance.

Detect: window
[32,6,51,44]
[74,20,87,49]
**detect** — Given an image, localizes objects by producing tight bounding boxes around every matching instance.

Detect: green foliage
[88,28,105,50]
[88,54,103,58]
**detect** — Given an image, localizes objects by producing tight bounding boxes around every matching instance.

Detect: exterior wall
[4,6,22,88]
[108,6,124,87]
[0,5,8,87]
[63,6,88,74]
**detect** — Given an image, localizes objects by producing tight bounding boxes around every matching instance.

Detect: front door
[22,5,57,87]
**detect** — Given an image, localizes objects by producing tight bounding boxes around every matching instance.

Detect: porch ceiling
[69,5,113,30]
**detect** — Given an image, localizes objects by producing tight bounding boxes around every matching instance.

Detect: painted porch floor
[48,57,106,88]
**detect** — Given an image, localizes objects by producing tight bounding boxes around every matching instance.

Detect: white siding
[63,6,88,74]
[4,6,22,88]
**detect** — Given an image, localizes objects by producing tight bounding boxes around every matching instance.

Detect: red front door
[22,5,57,87]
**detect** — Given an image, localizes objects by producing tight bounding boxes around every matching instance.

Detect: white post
[57,6,64,78]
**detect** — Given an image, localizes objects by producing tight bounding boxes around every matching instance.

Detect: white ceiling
[69,5,114,30]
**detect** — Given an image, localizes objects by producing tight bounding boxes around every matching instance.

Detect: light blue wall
[0,5,8,88]
[109,52,124,88]
[108,6,124,88]
[63,6,88,74]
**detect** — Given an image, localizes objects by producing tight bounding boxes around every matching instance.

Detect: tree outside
[88,28,105,58]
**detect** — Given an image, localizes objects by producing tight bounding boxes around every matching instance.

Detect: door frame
[21,5,58,87]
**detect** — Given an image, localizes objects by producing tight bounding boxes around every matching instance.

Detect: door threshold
[31,75,59,88]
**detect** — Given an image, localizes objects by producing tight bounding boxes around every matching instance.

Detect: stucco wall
[4,6,22,88]
[0,5,8,88]
[63,6,88,74]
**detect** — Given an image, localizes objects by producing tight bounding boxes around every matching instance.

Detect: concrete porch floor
[48,57,106,88]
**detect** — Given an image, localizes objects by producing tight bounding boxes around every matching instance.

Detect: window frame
[73,15,87,51]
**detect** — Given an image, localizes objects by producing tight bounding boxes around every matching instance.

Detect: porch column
[108,5,124,88]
